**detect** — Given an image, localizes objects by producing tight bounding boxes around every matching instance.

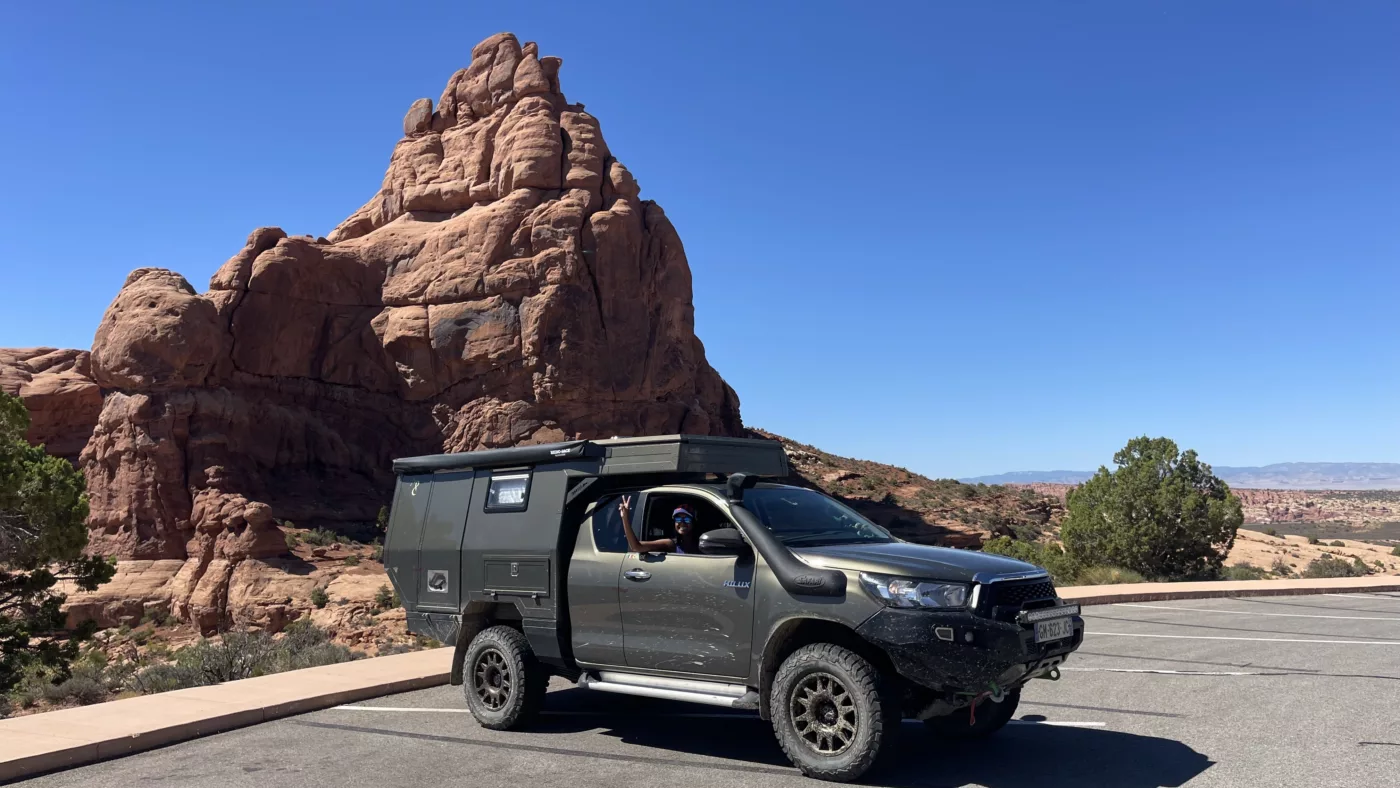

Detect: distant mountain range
[960,463,1400,490]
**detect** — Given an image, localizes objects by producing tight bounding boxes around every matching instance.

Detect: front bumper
[856,605,1084,691]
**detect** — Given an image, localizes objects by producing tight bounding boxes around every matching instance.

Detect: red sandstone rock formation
[0,348,102,462]
[19,32,742,633]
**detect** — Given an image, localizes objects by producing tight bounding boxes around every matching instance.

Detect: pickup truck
[383,434,1083,782]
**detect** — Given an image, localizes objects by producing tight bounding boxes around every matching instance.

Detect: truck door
[566,494,631,667]
[619,492,756,677]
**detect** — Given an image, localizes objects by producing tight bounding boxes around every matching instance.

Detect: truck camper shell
[382,434,788,663]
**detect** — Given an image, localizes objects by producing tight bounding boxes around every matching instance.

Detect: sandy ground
[1226,528,1400,574]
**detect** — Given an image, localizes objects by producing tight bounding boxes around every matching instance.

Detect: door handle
[623,569,651,582]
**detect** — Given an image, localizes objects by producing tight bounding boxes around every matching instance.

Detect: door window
[590,495,630,553]
[642,493,730,555]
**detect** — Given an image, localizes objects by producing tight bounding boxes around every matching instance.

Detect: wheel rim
[472,648,513,711]
[790,671,858,756]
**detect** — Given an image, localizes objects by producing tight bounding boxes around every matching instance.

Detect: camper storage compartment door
[483,555,551,596]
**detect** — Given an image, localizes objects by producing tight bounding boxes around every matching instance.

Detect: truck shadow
[533,689,1213,787]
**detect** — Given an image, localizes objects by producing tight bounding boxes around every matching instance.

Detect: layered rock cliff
[6,32,741,633]
[0,348,102,462]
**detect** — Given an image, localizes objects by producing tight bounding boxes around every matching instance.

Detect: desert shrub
[1329,540,1346,547]
[1301,554,1366,579]
[1308,536,1321,545]
[1074,565,1146,585]
[285,532,300,550]
[980,536,1078,585]
[1222,563,1268,581]
[374,585,394,610]
[371,541,384,562]
[302,528,338,547]
[376,506,389,534]
[277,619,356,671]
[175,631,281,684]
[128,663,204,694]
[344,554,360,567]
[1270,557,1295,577]
[130,622,354,693]
[1060,437,1242,581]
[376,642,419,657]
[311,587,329,609]
[1392,545,1400,557]
[4,649,130,709]
[7,663,55,708]
[1263,528,1278,537]
[43,675,107,706]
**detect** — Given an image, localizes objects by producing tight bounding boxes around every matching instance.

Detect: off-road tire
[770,643,900,782]
[923,688,1021,739]
[462,625,547,730]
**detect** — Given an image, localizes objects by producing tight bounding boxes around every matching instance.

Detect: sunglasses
[673,515,694,524]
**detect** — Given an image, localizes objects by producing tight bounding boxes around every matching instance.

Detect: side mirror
[726,472,758,502]
[698,527,748,556]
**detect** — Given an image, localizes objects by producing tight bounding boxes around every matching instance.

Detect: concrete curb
[0,647,453,784]
[3,576,1399,782]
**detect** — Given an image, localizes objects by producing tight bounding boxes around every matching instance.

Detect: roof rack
[391,434,789,477]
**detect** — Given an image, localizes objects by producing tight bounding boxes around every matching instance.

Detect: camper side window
[485,473,531,512]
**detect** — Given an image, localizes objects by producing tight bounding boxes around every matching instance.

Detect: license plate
[1034,616,1074,643]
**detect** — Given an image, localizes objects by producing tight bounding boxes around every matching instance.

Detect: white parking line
[1090,632,1400,645]
[335,706,472,713]
[1322,593,1400,600]
[1007,721,1106,727]
[1113,603,1400,621]
[1061,667,1266,676]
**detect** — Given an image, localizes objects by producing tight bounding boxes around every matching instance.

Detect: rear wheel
[769,643,900,782]
[462,625,547,730]
[923,688,1020,739]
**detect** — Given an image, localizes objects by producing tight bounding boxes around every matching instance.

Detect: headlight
[859,572,968,609]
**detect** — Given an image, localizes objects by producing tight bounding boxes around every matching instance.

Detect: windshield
[739,487,894,547]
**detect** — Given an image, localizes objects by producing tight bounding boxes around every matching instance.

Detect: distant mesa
[962,462,1400,491]
[958,470,1094,486]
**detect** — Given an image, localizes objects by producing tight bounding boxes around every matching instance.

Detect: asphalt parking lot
[19,592,1400,788]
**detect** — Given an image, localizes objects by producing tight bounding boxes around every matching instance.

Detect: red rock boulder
[59,32,742,633]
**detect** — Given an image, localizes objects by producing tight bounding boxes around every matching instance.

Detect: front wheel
[923,688,1021,739]
[462,625,547,730]
[769,643,900,782]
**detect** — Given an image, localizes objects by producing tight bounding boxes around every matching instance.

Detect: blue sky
[2,1,1397,478]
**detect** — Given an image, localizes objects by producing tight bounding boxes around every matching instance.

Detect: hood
[790,541,1044,584]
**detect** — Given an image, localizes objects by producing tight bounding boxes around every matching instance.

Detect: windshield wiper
[783,531,879,546]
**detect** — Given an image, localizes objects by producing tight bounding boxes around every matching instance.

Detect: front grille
[979,578,1056,621]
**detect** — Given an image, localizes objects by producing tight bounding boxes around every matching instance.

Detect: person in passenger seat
[617,496,700,554]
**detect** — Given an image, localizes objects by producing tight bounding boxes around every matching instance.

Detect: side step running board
[579,671,759,709]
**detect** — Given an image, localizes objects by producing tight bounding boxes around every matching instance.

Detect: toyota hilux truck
[383,434,1083,782]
